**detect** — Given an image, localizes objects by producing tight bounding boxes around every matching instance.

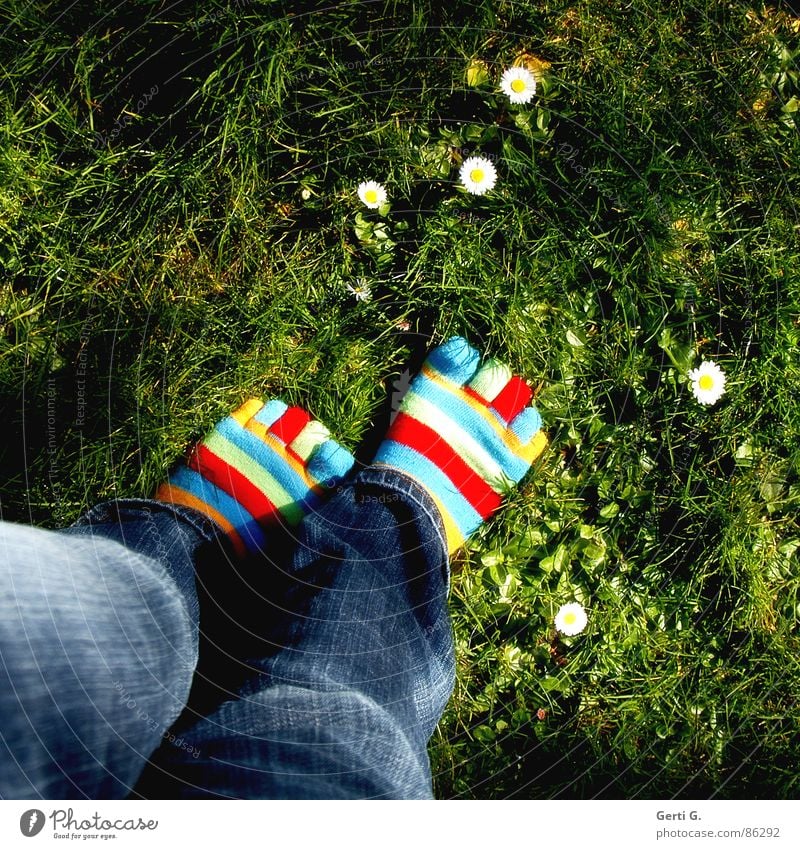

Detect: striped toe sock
[155,398,355,557]
[374,337,547,553]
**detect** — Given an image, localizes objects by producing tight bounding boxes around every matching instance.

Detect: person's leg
[135,337,547,799]
[135,466,453,799]
[0,397,355,799]
[0,499,211,799]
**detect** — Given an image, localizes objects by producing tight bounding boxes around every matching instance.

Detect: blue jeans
[0,467,454,799]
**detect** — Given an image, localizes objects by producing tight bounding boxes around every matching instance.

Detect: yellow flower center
[470,169,484,183]
[511,78,526,93]
[698,375,714,391]
[364,189,378,204]
[563,612,576,625]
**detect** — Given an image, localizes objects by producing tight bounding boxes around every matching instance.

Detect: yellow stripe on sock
[519,429,549,465]
[426,489,465,554]
[230,398,266,426]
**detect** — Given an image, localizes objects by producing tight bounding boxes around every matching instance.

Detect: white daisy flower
[459,156,497,195]
[554,602,588,636]
[346,279,372,302]
[500,66,537,104]
[357,180,387,209]
[688,360,726,406]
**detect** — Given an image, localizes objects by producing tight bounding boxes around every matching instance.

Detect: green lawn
[1,0,799,798]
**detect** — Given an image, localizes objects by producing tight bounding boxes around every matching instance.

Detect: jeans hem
[70,497,222,545]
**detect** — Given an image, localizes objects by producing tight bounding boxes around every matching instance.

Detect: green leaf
[464,124,484,142]
[566,328,586,348]
[481,551,505,568]
[782,95,799,113]
[499,572,521,603]
[657,326,695,372]
[353,212,373,242]
[583,541,606,559]
[536,108,550,132]
[514,111,533,132]
[734,440,755,466]
[599,502,620,519]
[473,725,496,743]
[465,59,490,87]
[553,543,570,572]
[488,561,508,586]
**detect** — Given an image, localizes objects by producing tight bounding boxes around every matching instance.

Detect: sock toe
[289,420,331,461]
[252,398,289,428]
[270,406,312,444]
[426,336,481,385]
[468,358,513,402]
[510,405,543,442]
[307,439,355,486]
[230,397,267,426]
[373,340,546,554]
[157,397,355,550]
[492,375,533,422]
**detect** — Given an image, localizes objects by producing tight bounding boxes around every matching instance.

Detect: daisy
[554,602,588,636]
[357,180,387,209]
[688,360,726,406]
[500,66,537,104]
[346,279,372,302]
[459,156,497,195]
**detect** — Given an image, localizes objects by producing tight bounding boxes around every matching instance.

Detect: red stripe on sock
[270,406,311,444]
[189,443,282,525]
[386,413,502,518]
[492,376,532,422]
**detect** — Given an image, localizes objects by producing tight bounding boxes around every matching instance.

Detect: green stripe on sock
[204,430,304,525]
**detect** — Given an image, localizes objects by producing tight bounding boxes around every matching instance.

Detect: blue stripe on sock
[169,466,266,553]
[407,373,531,480]
[215,416,310,503]
[510,406,542,442]
[252,399,288,428]
[298,488,324,515]
[374,440,482,539]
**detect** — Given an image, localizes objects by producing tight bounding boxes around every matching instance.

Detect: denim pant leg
[0,499,218,799]
[135,467,455,799]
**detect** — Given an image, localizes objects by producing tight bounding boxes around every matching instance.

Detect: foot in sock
[374,337,547,554]
[155,398,355,557]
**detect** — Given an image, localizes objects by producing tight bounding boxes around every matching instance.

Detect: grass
[1,0,799,798]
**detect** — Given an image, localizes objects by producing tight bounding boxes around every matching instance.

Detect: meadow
[1,0,799,797]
